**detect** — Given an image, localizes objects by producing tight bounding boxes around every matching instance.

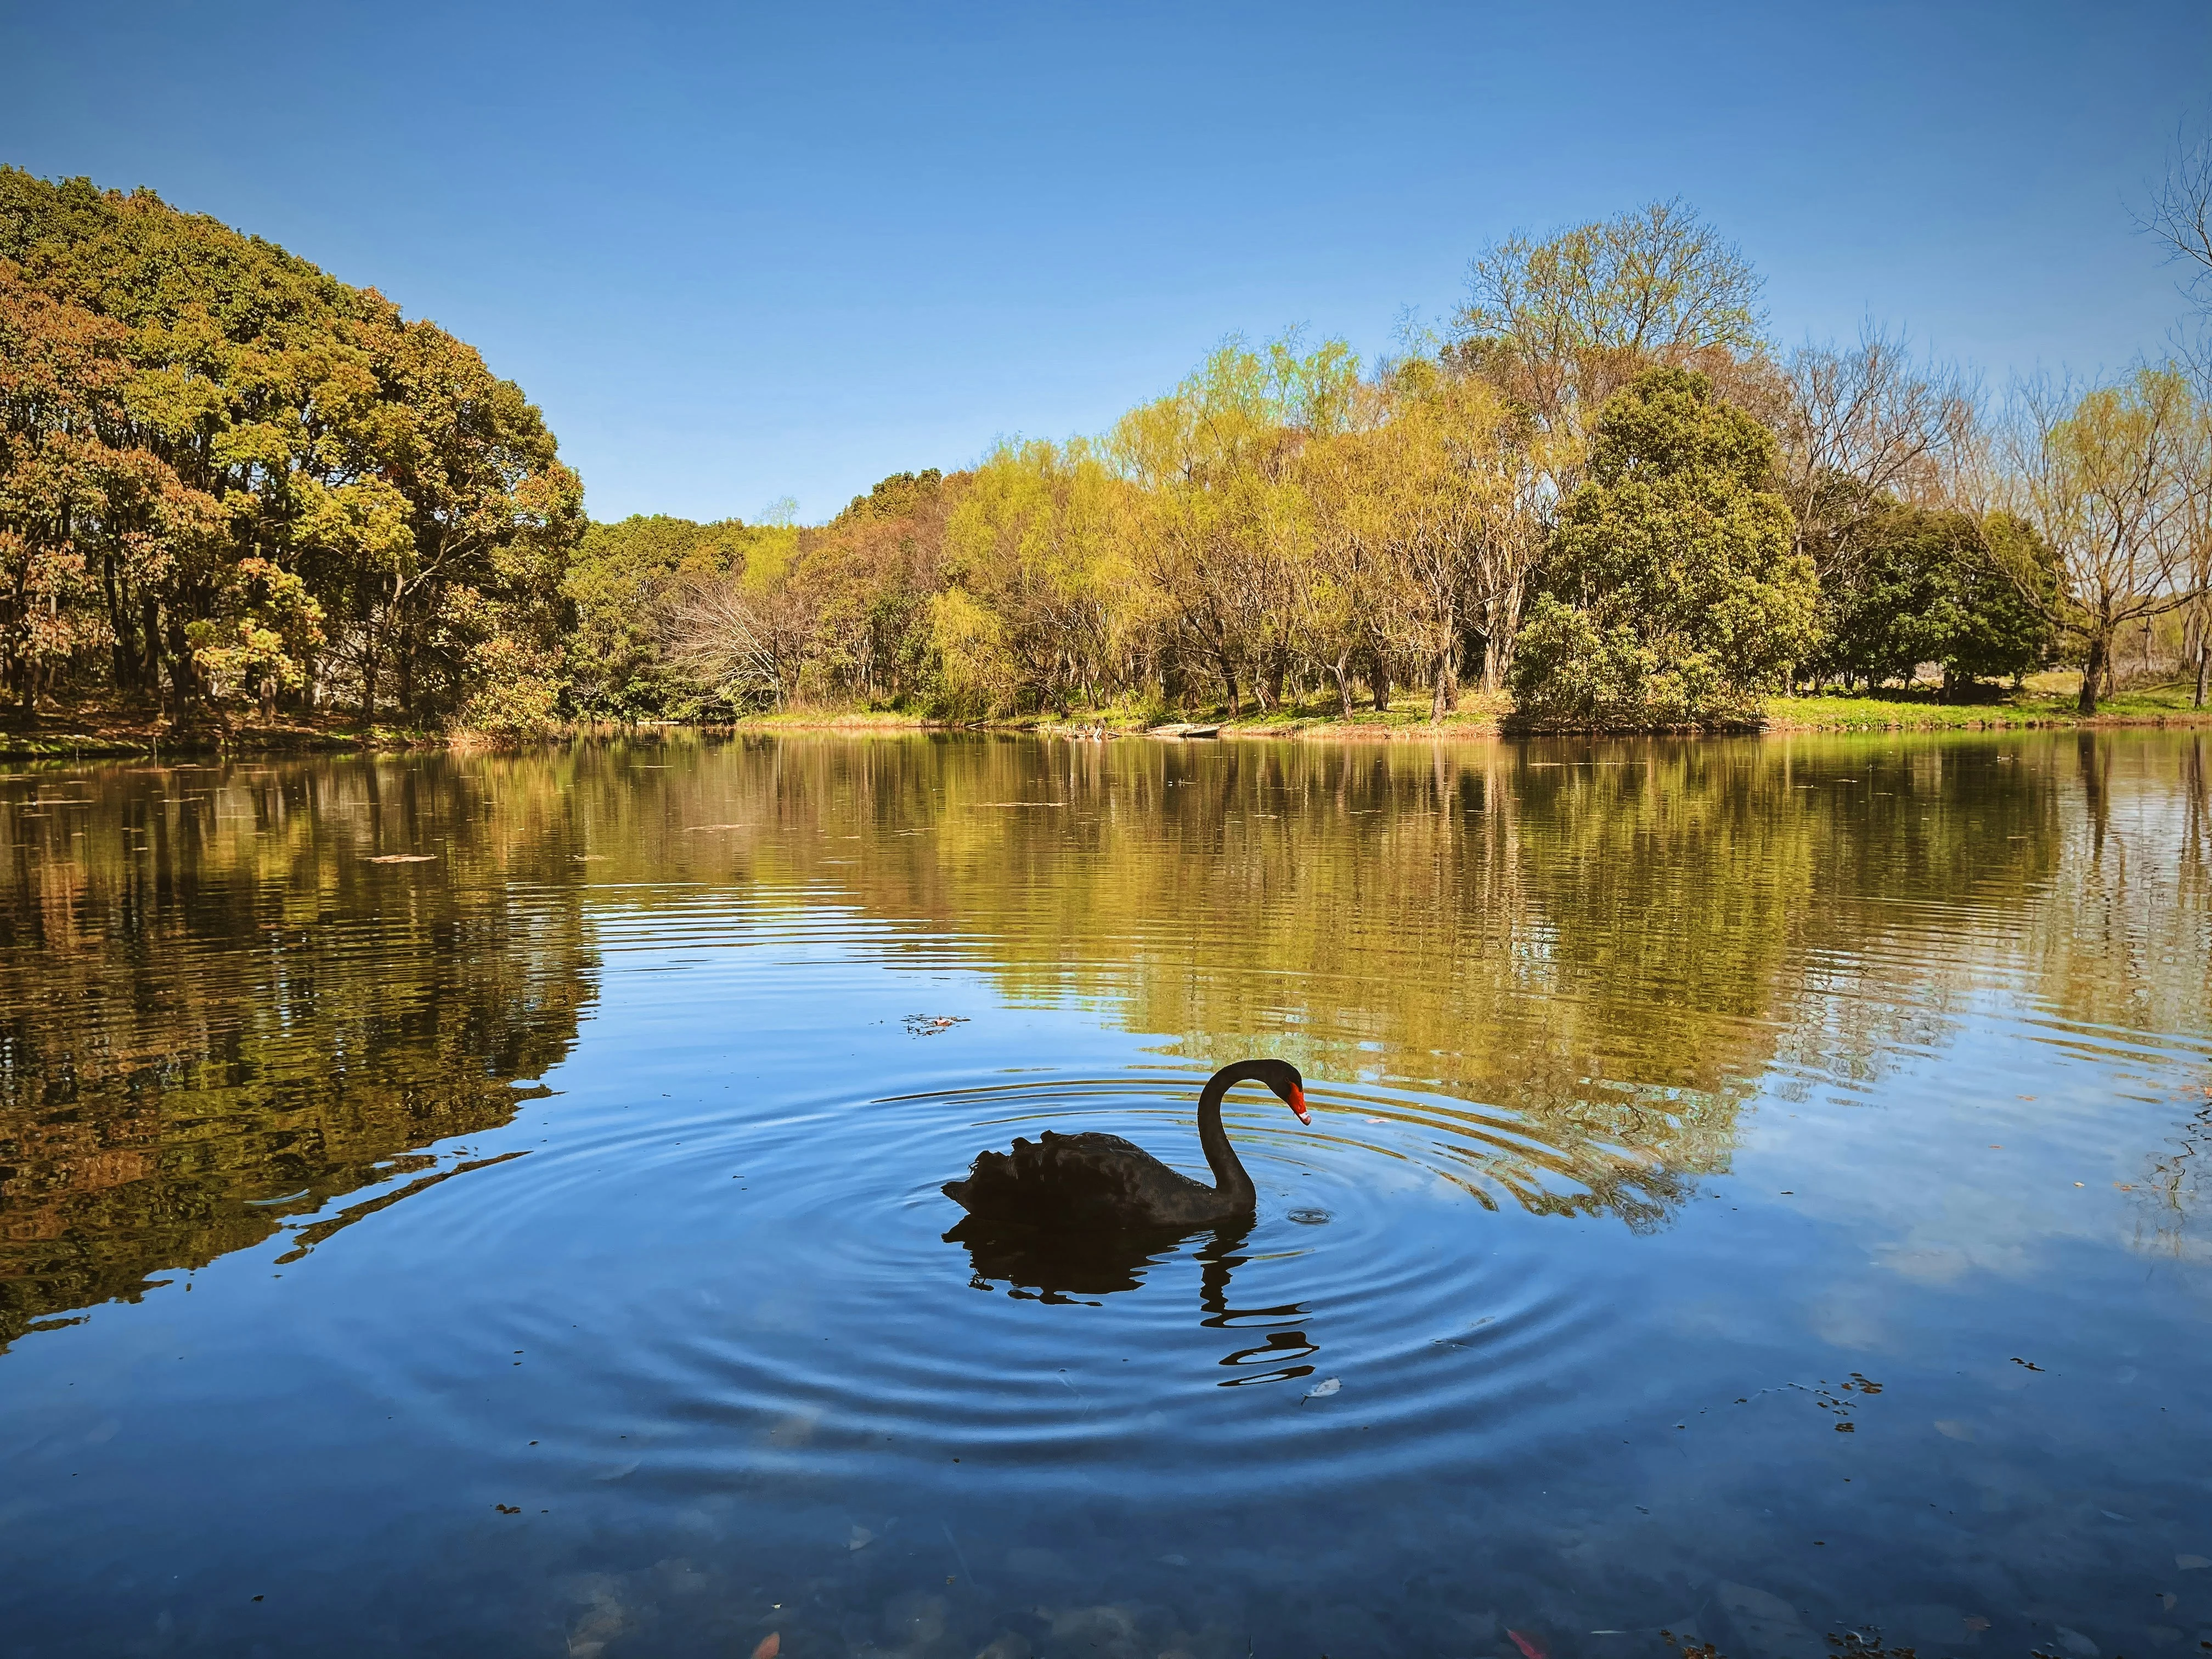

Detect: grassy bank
[729,679,2212,739]
[7,678,2204,761]
[1763,678,2211,731]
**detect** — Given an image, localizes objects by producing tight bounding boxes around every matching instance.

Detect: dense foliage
[0,169,580,730]
[1,175,2202,731]
[1510,368,1816,729]
[1809,504,2058,694]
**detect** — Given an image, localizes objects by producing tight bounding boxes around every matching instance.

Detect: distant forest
[3,167,2209,731]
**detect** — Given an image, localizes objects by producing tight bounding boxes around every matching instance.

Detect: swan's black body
[941,1059,1307,1230]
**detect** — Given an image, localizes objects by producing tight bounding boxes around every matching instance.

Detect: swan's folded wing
[1009,1132,1153,1212]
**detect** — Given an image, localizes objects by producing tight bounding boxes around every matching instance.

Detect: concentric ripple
[368,1068,1617,1504]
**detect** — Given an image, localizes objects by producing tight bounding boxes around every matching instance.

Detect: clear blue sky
[4,1,2207,524]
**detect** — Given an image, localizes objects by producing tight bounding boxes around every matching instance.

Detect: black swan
[941,1059,1308,1229]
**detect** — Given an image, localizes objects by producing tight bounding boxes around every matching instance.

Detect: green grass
[1768,681,2210,730]
[724,682,2212,738]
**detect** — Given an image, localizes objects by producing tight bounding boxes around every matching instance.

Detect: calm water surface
[1,733,2208,1658]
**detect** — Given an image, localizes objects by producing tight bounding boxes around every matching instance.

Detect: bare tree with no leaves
[2139,117,2212,703]
[659,571,819,712]
[2140,119,2212,317]
[1778,327,1980,539]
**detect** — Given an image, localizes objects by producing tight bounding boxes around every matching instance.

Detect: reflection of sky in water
[0,732,2207,1657]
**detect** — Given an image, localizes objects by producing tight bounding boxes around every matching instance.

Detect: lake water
[1,732,2208,1659]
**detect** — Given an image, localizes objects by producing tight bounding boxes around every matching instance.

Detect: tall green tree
[1813,503,2056,693]
[1510,366,1818,729]
[0,168,582,730]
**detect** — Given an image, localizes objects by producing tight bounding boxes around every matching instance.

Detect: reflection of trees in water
[2132,1094,2212,1261]
[4,731,2205,1341]
[0,757,595,1348]
[2124,736,2212,1256]
[595,733,2132,1228]
[2025,734,2212,1040]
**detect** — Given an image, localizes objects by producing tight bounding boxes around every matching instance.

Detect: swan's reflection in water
[943,1217,1321,1387]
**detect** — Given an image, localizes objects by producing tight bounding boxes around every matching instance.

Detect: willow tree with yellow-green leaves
[1105,335,1355,714]
[932,438,1143,714]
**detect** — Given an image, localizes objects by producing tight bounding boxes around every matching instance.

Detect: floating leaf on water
[365,854,436,864]
[1303,1376,1341,1400]
[2178,1553,2211,1570]
[1509,1630,1550,1659]
[752,1635,780,1659]
[848,1525,874,1550]
[1933,1420,1974,1441]
[1287,1209,1332,1225]
[902,1015,968,1036]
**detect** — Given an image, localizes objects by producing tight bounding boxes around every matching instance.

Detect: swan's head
[1246,1058,1309,1125]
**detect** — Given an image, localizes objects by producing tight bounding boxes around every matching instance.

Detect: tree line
[585,197,2212,727]
[4,170,2209,732]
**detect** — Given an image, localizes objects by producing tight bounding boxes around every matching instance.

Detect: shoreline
[4,696,2207,760]
[714,697,2212,742]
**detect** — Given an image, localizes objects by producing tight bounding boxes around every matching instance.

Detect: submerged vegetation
[3,173,2209,739]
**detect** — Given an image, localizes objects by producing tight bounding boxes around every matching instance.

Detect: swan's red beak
[1288,1084,1310,1125]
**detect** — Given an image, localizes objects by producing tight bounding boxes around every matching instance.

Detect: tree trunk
[1431,652,1459,721]
[1370,658,1389,712]
[1334,653,1355,718]
[103,557,134,691]
[362,653,378,726]
[141,597,162,693]
[166,617,196,725]
[1218,658,1240,717]
[2194,640,2208,709]
[2078,634,2107,716]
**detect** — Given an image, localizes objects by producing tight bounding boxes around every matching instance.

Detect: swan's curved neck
[1197,1066,1259,1203]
